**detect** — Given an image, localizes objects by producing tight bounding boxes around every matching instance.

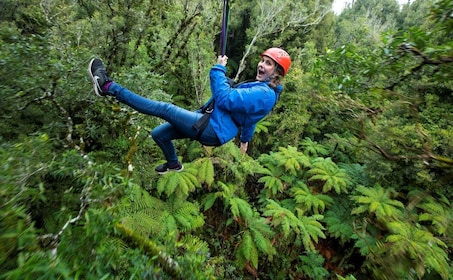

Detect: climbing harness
[193,99,215,140]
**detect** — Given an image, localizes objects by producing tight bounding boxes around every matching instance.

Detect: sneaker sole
[88,59,106,97]
[156,165,184,175]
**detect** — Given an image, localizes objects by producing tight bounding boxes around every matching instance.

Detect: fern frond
[157,166,200,198]
[290,184,334,214]
[115,223,182,279]
[258,175,284,198]
[174,201,204,232]
[254,120,271,134]
[193,157,215,187]
[230,197,253,220]
[384,221,449,279]
[263,200,326,251]
[417,195,452,236]
[177,234,210,255]
[351,184,404,222]
[301,137,329,157]
[324,205,354,244]
[308,157,350,194]
[260,146,310,177]
[202,192,218,211]
[250,228,272,256]
[352,231,379,256]
[263,199,294,238]
[236,231,259,269]
[295,209,326,250]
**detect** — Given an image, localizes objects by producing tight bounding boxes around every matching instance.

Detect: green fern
[385,221,449,279]
[258,174,284,197]
[230,197,254,221]
[338,162,369,186]
[297,252,329,279]
[352,231,380,256]
[201,180,276,271]
[301,137,329,157]
[157,164,199,198]
[174,201,205,232]
[177,234,210,255]
[290,182,333,214]
[118,186,204,240]
[259,146,311,177]
[235,231,259,269]
[324,204,354,244]
[351,184,404,222]
[201,192,218,211]
[263,199,326,251]
[417,194,452,236]
[211,142,249,185]
[254,120,272,134]
[193,157,215,187]
[307,157,351,194]
[201,181,242,211]
[235,214,276,270]
[248,216,276,257]
[115,223,182,279]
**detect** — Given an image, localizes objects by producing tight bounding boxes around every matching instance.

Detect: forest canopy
[1,0,452,279]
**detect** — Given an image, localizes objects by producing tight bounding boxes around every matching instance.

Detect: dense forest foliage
[1,0,452,279]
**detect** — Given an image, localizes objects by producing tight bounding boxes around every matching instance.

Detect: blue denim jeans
[108,82,221,164]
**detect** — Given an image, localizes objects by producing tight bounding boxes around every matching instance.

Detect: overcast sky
[332,0,410,14]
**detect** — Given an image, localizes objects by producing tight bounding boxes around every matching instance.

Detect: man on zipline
[88,48,291,174]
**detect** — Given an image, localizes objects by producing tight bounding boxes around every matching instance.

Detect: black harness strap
[193,99,215,140]
[192,79,261,140]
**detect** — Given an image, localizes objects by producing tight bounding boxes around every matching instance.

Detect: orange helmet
[261,47,291,76]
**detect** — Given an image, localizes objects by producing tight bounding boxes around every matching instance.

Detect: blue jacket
[207,64,283,144]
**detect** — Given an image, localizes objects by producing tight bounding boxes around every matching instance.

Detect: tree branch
[386,44,453,90]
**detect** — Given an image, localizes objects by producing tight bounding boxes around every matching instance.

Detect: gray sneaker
[154,162,184,175]
[88,58,112,96]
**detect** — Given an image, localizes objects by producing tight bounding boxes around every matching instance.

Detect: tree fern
[260,146,311,177]
[248,216,276,257]
[230,197,254,221]
[417,194,452,236]
[337,162,370,187]
[156,164,199,198]
[307,157,351,194]
[301,137,329,157]
[263,199,326,251]
[117,186,204,240]
[352,231,380,256]
[201,181,242,211]
[201,180,276,271]
[296,252,329,280]
[258,173,285,198]
[290,182,333,214]
[324,204,354,245]
[193,157,215,187]
[174,200,205,232]
[254,120,272,134]
[295,208,326,250]
[235,231,259,269]
[384,221,449,279]
[211,142,249,185]
[235,214,276,270]
[252,120,272,148]
[115,223,183,279]
[351,184,404,222]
